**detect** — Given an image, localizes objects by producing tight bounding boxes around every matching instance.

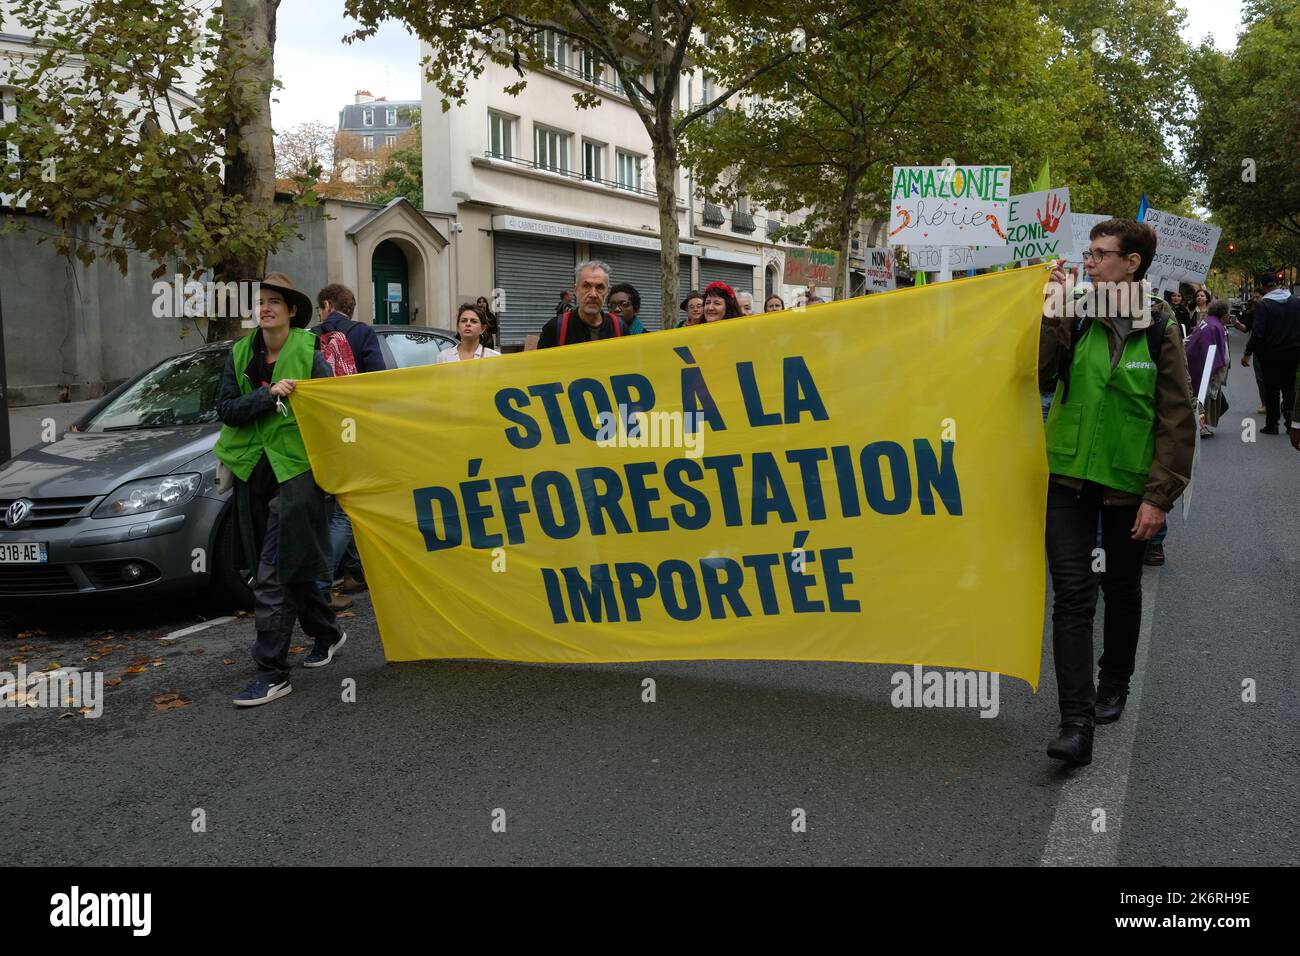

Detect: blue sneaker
[303,630,347,669]
[233,678,292,708]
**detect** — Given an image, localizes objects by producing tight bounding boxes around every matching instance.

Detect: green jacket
[1046,321,1159,495]
[214,328,319,482]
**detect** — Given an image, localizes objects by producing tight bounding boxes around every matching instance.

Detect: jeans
[1045,482,1148,726]
[1040,390,1055,424]
[254,495,342,683]
[1260,348,1299,429]
[317,502,357,597]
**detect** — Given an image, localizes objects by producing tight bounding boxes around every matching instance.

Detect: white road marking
[164,616,238,640]
[1040,566,1161,866]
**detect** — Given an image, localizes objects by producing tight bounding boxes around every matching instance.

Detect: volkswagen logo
[5,498,33,529]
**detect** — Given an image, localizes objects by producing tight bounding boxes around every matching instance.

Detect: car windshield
[85,349,228,431]
[382,331,456,368]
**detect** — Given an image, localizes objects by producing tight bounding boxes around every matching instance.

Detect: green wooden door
[372,240,410,325]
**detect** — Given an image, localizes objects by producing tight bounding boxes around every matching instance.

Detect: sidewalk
[3,399,98,462]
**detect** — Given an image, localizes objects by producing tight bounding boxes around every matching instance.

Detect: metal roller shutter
[590,245,665,331]
[698,259,757,304]
[493,233,576,347]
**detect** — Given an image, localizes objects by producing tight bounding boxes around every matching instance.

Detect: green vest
[1045,320,1159,495]
[213,329,316,483]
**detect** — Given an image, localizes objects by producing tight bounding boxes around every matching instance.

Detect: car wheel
[209,508,253,613]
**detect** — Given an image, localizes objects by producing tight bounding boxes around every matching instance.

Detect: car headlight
[93,474,202,518]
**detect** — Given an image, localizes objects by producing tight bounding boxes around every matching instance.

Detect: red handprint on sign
[1037,194,1066,233]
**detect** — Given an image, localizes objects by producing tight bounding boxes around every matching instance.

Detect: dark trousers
[1253,353,1268,408]
[1260,347,1299,429]
[253,494,342,683]
[1045,482,1148,726]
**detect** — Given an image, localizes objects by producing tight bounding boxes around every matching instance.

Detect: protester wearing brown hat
[213,273,346,707]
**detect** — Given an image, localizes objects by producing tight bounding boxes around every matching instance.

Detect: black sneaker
[1095,688,1128,724]
[1261,425,1280,435]
[1047,722,1094,765]
[303,630,347,668]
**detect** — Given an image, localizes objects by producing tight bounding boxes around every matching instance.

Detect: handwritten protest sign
[784,247,840,287]
[862,248,896,292]
[888,165,1011,246]
[1140,208,1221,283]
[1068,213,1111,261]
[292,267,1052,686]
[909,188,1072,271]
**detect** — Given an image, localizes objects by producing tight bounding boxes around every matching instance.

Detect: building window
[580,48,599,83]
[534,125,570,173]
[385,134,397,147]
[386,107,397,126]
[362,108,374,127]
[582,140,604,182]
[540,29,569,70]
[362,135,375,151]
[1,87,17,165]
[488,110,514,159]
[732,197,756,233]
[615,150,643,191]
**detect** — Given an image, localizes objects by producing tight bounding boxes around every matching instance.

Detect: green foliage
[1188,0,1300,274]
[371,115,424,208]
[0,0,314,280]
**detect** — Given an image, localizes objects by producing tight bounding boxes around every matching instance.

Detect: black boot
[1047,721,1094,765]
[1095,687,1128,724]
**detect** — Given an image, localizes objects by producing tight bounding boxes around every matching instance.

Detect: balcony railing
[702,202,725,226]
[483,151,656,198]
[732,208,756,233]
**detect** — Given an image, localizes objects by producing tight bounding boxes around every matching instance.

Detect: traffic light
[1227,242,1237,254]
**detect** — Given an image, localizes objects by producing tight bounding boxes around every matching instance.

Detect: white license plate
[0,542,48,563]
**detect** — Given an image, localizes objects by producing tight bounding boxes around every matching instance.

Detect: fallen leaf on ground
[189,649,204,656]
[221,659,237,666]
[153,694,191,712]
[43,662,61,671]
[336,611,355,619]
[83,655,100,662]
[153,693,180,704]
[125,665,149,674]
[158,639,178,647]
[105,677,123,687]
[57,711,77,720]
[288,645,306,655]
[15,644,34,652]
[16,630,46,640]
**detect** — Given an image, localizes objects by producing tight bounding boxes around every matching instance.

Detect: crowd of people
[213,229,1299,780]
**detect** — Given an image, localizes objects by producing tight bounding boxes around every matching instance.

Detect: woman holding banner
[702,281,744,322]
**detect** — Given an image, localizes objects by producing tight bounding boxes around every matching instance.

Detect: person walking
[537,261,627,347]
[312,283,386,611]
[214,273,347,707]
[608,282,647,334]
[1167,290,1193,339]
[1242,271,1300,434]
[1185,299,1231,438]
[1239,291,1267,412]
[1039,219,1196,765]
[475,295,500,350]
[437,304,502,362]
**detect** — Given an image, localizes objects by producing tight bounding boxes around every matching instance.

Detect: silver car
[0,327,456,606]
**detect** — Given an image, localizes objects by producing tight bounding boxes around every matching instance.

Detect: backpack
[1058,313,1168,405]
[317,320,359,376]
[558,310,623,346]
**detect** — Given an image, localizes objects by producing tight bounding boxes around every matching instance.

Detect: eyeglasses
[1081,249,1127,262]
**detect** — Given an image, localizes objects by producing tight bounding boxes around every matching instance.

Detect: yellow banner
[293,266,1049,687]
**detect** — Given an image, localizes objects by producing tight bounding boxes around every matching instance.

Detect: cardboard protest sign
[888,165,1011,246]
[1068,213,1111,261]
[1140,208,1221,284]
[911,188,1074,271]
[784,247,840,287]
[862,248,896,292]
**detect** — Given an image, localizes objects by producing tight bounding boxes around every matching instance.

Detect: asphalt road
[1,328,1295,865]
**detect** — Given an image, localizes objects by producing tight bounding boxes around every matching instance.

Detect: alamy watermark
[0,664,104,718]
[151,275,260,325]
[595,406,706,458]
[890,664,1000,718]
